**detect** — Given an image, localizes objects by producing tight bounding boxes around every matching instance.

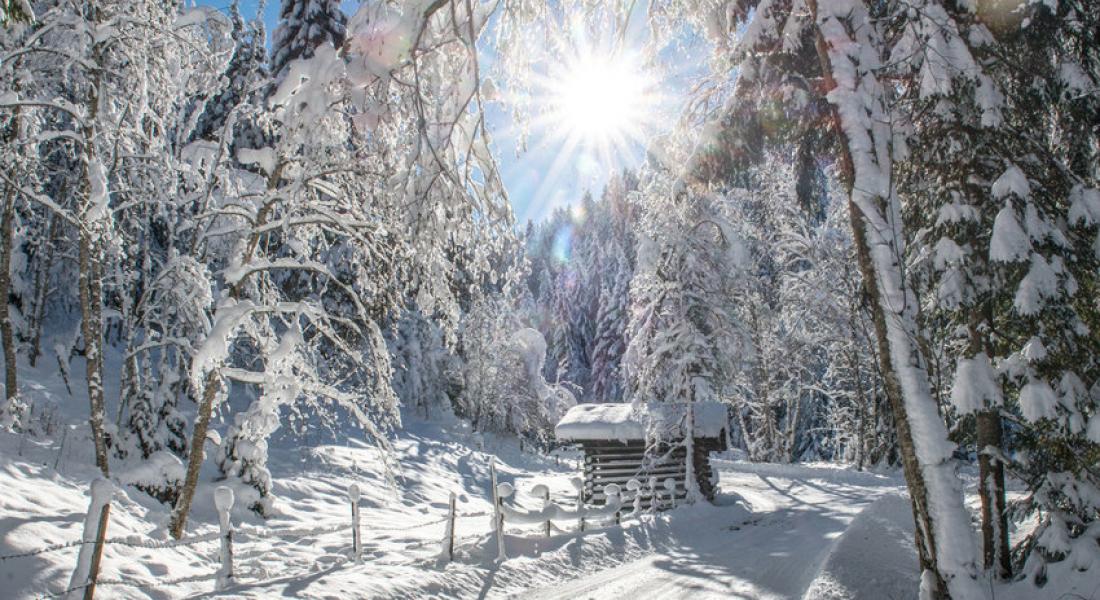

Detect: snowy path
[525,460,910,600]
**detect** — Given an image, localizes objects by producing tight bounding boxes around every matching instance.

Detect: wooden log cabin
[555,402,728,509]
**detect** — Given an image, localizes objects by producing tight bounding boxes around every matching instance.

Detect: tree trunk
[849,334,868,470]
[0,173,17,419]
[808,2,980,597]
[169,374,220,538]
[786,392,801,463]
[78,227,109,476]
[76,8,111,479]
[967,319,1011,579]
[977,408,1010,578]
[0,102,25,423]
[840,177,943,583]
[27,213,55,368]
[171,161,284,538]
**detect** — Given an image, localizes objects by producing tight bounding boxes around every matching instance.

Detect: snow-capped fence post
[442,491,456,562]
[648,477,658,513]
[68,477,112,600]
[490,459,506,561]
[348,483,362,564]
[214,486,235,591]
[605,484,622,525]
[627,479,642,516]
[664,478,677,510]
[570,476,585,532]
[495,482,514,561]
[531,484,551,537]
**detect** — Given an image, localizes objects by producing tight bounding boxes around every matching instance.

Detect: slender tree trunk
[72,21,115,583]
[735,402,752,456]
[27,213,55,368]
[843,188,942,576]
[749,307,777,461]
[0,102,25,422]
[849,306,869,470]
[786,392,801,463]
[79,53,110,477]
[171,162,283,538]
[0,177,17,417]
[79,225,109,475]
[169,374,220,538]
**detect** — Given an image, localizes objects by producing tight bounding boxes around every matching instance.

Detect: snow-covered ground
[3,412,1099,599]
[526,460,912,600]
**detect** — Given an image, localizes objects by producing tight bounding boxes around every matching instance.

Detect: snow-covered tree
[522,171,639,403]
[623,178,746,408]
[172,0,516,533]
[192,0,268,147]
[500,0,990,593]
[896,1,1100,583]
[458,289,575,439]
[390,308,455,419]
[723,158,879,465]
[270,0,346,84]
[589,241,631,403]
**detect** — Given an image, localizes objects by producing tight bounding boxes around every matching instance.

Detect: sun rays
[491,14,672,223]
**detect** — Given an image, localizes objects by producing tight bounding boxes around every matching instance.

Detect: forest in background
[1,0,1098,597]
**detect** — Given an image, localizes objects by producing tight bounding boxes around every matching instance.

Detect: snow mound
[802,494,919,600]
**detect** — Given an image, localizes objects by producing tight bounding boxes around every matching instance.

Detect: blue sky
[193,1,693,226]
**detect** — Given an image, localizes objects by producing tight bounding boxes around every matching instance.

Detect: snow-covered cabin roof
[555,402,728,443]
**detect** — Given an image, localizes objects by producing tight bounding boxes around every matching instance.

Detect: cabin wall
[578,436,724,509]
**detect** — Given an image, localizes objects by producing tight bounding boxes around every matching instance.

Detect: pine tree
[192,1,268,145]
[590,242,631,403]
[270,0,347,84]
[624,180,745,408]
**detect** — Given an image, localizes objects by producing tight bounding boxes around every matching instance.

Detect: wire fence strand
[1,530,223,562]
[236,522,348,540]
[102,531,221,549]
[367,515,451,532]
[0,539,86,561]
[95,572,219,590]
[33,581,93,600]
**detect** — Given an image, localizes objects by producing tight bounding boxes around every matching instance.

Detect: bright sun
[551,53,653,148]
[514,42,663,219]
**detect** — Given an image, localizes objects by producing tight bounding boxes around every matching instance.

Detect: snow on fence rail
[487,459,683,561]
[4,459,673,599]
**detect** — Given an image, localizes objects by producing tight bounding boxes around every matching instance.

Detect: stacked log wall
[578,436,724,509]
